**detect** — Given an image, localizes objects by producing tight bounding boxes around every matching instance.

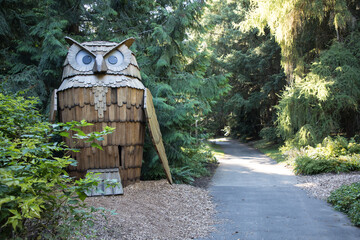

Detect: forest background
[0,0,359,181]
[1,0,360,237]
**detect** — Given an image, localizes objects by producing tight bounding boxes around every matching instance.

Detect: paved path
[204,139,360,240]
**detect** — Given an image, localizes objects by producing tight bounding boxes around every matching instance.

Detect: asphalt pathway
[204,139,360,240]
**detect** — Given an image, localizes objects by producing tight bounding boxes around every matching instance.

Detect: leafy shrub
[276,38,360,149]
[294,156,339,175]
[142,141,217,184]
[259,127,280,143]
[292,136,360,175]
[328,182,360,226]
[0,93,114,239]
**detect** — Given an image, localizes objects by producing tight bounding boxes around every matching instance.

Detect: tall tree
[202,0,285,139]
[242,0,360,147]
[0,0,229,182]
[243,0,358,83]
[0,0,84,104]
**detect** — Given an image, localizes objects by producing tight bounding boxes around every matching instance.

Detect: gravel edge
[296,172,360,200]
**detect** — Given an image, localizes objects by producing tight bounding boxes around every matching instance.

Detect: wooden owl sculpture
[51,37,172,192]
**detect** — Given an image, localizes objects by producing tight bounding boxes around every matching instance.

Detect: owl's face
[61,37,141,83]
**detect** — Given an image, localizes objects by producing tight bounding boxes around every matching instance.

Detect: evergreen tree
[202,0,285,139]
[0,0,229,182]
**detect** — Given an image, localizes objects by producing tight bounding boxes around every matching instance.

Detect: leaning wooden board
[144,88,173,184]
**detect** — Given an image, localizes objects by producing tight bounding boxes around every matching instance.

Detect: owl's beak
[93,55,108,73]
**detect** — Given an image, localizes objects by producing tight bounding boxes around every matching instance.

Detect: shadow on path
[202,139,360,240]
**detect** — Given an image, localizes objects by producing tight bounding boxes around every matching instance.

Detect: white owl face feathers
[64,36,135,73]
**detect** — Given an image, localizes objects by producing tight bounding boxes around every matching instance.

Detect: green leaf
[91,142,103,150]
[59,132,70,138]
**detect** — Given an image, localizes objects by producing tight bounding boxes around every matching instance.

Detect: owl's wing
[144,88,173,184]
[49,89,58,122]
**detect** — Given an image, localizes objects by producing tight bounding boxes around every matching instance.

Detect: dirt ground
[84,163,219,240]
[83,153,360,239]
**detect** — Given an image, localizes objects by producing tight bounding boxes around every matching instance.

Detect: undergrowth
[170,143,218,184]
[282,136,360,175]
[0,92,115,239]
[328,182,360,226]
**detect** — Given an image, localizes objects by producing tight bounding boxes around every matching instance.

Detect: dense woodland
[1,0,360,237]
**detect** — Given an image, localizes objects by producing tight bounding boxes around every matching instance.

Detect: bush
[294,156,339,175]
[328,182,360,226]
[292,136,360,175]
[259,127,280,143]
[0,93,114,239]
[276,38,360,149]
[142,140,217,184]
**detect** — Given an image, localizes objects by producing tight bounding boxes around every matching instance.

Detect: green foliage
[328,182,360,226]
[143,141,217,184]
[276,33,360,148]
[291,136,360,175]
[0,0,81,105]
[0,0,229,183]
[202,0,286,139]
[259,127,280,143]
[0,92,114,239]
[243,0,355,80]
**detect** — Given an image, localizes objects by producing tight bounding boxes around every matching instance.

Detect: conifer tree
[202,0,285,139]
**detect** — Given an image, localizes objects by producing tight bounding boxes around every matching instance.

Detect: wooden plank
[114,122,123,146]
[136,89,144,108]
[129,146,135,168]
[107,146,113,168]
[49,89,58,122]
[78,88,85,107]
[91,146,97,169]
[98,148,105,168]
[57,91,63,110]
[122,169,128,186]
[69,88,75,108]
[125,123,131,145]
[89,104,97,122]
[144,88,172,184]
[117,87,127,107]
[75,106,82,121]
[135,145,143,167]
[114,146,119,168]
[111,88,117,104]
[84,105,92,122]
[63,90,68,108]
[108,104,116,122]
[106,88,112,106]
[84,87,90,105]
[71,107,76,122]
[128,168,134,182]
[102,122,108,146]
[126,87,132,109]
[131,88,137,106]
[136,167,141,181]
[109,122,116,145]
[131,54,138,67]
[86,148,93,169]
[103,105,109,122]
[119,105,126,122]
[89,88,95,106]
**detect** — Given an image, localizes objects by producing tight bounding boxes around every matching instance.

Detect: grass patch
[207,141,225,158]
[251,139,285,163]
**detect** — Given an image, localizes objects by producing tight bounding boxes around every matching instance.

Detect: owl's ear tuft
[64,36,78,46]
[122,38,135,48]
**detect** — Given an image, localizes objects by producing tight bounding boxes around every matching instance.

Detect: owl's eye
[106,50,124,67]
[76,50,94,66]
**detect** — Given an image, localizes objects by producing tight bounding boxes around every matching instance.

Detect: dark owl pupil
[108,56,118,65]
[82,55,92,64]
